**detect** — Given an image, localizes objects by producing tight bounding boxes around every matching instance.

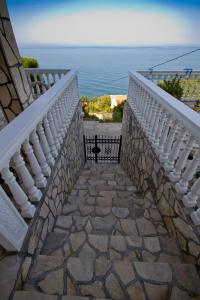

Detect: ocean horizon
[19,45,200,96]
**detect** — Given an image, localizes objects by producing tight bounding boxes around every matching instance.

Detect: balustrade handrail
[129,71,200,139]
[139,70,200,75]
[0,69,78,169]
[25,68,69,74]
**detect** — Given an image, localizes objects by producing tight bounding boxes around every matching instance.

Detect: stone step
[13,291,109,300]
[54,215,167,237]
[26,255,200,299]
[42,232,183,263]
[65,194,138,208]
[62,203,133,218]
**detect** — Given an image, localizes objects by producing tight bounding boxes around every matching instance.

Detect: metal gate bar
[83,135,122,163]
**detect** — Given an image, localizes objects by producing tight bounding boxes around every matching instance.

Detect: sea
[19,46,200,96]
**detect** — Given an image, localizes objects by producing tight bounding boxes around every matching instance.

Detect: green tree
[21,57,39,68]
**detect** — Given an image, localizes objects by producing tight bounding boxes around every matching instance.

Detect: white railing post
[47,111,61,150]
[1,167,36,218]
[43,115,58,158]
[164,127,186,172]
[182,177,200,207]
[191,208,200,225]
[159,123,179,163]
[12,151,42,202]
[23,139,47,188]
[52,105,63,144]
[169,136,195,182]
[175,149,200,194]
[0,186,28,251]
[37,121,55,167]
[156,115,171,155]
[30,130,51,176]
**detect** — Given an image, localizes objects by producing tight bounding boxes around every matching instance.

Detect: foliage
[181,79,200,100]
[21,57,39,68]
[81,95,125,122]
[81,95,112,114]
[158,76,184,100]
[112,101,125,122]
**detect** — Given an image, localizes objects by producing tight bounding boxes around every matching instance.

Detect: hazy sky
[7,0,200,46]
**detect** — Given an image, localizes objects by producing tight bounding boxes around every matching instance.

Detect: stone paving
[21,163,200,299]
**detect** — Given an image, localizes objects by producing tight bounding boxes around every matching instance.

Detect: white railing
[128,71,200,225]
[0,69,80,250]
[139,71,200,101]
[25,68,69,99]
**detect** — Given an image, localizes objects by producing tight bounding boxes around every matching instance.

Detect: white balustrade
[0,69,80,250]
[128,71,200,225]
[43,116,58,158]
[25,68,69,99]
[1,167,36,218]
[37,122,55,167]
[0,186,28,251]
[13,151,42,202]
[30,130,51,176]
[23,139,47,188]
[139,70,200,101]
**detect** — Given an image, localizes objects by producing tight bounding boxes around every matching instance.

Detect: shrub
[22,57,39,68]
[158,76,184,100]
[112,101,125,122]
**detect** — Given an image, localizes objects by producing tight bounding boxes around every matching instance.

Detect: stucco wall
[121,102,200,265]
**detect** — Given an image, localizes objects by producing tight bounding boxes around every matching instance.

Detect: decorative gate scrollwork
[83,135,122,163]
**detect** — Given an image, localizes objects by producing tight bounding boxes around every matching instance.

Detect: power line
[102,75,128,84]
[149,47,200,70]
[84,47,200,88]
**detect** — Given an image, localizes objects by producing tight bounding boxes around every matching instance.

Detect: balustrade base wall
[121,102,200,265]
[3,103,85,299]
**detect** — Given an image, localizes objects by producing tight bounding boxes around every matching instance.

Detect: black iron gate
[83,135,122,163]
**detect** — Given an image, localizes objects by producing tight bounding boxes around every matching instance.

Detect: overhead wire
[97,47,200,86]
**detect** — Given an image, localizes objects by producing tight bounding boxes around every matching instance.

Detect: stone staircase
[14,164,200,300]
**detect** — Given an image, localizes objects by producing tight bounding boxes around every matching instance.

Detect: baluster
[34,74,41,96]
[156,115,171,155]
[159,121,179,163]
[191,208,200,225]
[142,93,150,129]
[43,116,58,158]
[150,104,161,143]
[1,167,36,218]
[164,126,186,172]
[52,105,63,144]
[46,73,51,89]
[37,121,55,167]
[48,111,61,150]
[153,110,167,148]
[52,73,57,84]
[182,177,200,207]
[58,99,67,133]
[12,151,42,202]
[41,74,46,93]
[170,136,195,182]
[147,99,157,137]
[175,149,200,194]
[30,130,51,176]
[23,140,47,188]
[55,102,65,138]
